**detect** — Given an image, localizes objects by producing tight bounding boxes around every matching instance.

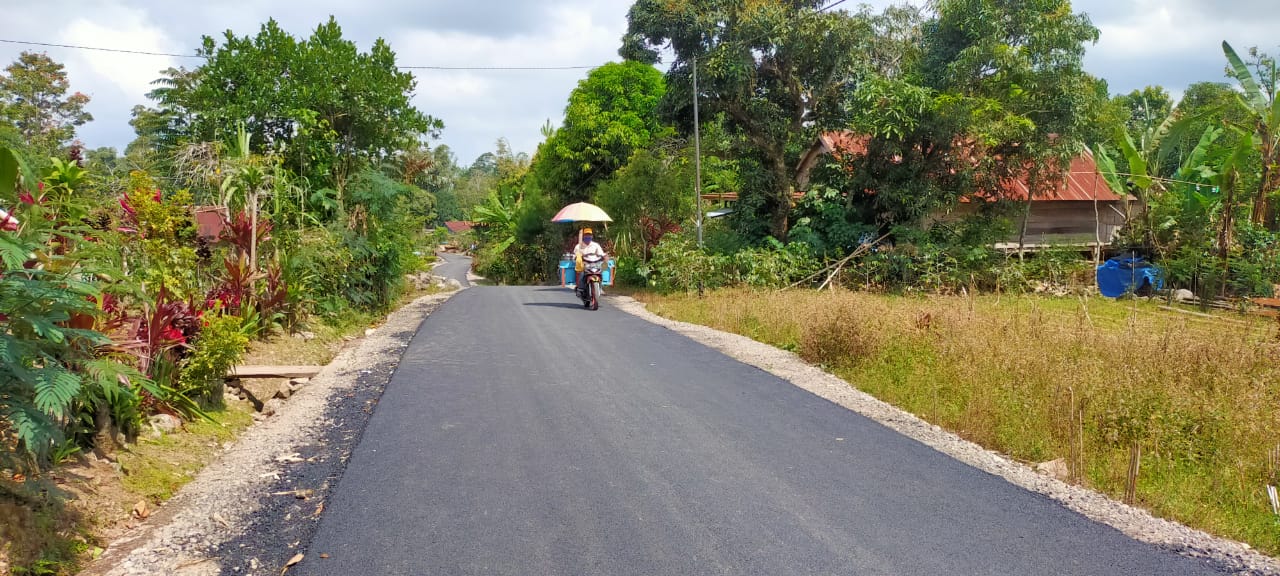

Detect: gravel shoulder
[611,295,1280,576]
[77,292,455,576]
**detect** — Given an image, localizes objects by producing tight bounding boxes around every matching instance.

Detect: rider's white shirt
[573,241,605,259]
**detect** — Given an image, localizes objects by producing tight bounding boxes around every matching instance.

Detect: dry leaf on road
[132,500,150,519]
[281,553,303,574]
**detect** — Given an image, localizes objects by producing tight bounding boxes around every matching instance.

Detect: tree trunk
[92,401,118,458]
[770,202,790,242]
[794,140,827,193]
[1253,131,1276,228]
[1253,164,1271,228]
[1219,180,1236,262]
[1016,198,1033,262]
[767,152,792,242]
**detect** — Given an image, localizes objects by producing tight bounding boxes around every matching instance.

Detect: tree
[1114,86,1174,143]
[469,152,498,175]
[0,52,92,160]
[127,67,201,161]
[622,0,877,240]
[1164,82,1246,168]
[534,61,669,203]
[140,18,442,188]
[1221,42,1280,228]
[596,144,694,258]
[835,0,1101,237]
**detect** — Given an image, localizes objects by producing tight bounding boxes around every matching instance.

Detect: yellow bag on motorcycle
[574,253,584,272]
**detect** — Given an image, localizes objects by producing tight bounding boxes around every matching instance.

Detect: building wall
[939,201,1130,245]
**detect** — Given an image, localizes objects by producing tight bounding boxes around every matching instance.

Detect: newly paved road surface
[433,252,472,287]
[297,287,1224,575]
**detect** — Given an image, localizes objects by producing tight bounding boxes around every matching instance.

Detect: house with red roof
[443,221,476,234]
[812,131,1133,248]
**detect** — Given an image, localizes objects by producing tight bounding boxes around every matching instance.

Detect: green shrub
[731,240,821,288]
[647,236,820,291]
[647,236,731,292]
[338,169,428,311]
[177,315,248,407]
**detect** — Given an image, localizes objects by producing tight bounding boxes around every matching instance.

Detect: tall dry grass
[640,289,1280,554]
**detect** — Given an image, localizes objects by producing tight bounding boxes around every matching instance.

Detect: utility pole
[693,56,704,249]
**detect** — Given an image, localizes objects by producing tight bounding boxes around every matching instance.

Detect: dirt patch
[612,294,1280,576]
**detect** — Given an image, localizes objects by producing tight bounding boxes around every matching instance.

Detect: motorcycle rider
[573,227,606,296]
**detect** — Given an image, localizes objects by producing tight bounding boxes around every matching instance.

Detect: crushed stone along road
[77,291,456,576]
[293,286,1232,576]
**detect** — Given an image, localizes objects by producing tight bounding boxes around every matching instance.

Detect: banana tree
[471,191,519,254]
[1221,41,1280,228]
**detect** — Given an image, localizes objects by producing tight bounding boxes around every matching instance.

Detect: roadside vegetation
[0,18,445,574]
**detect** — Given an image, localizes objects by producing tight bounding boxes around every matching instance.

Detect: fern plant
[0,144,156,471]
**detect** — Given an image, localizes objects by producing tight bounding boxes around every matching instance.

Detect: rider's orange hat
[582,227,593,234]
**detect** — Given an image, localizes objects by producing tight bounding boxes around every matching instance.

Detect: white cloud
[390,1,628,161]
[1080,0,1279,97]
[58,5,178,99]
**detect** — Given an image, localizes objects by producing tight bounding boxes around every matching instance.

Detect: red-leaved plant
[257,260,288,321]
[217,210,272,259]
[131,284,199,377]
[206,253,265,316]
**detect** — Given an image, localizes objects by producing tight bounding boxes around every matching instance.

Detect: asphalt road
[433,252,472,287]
[296,286,1224,576]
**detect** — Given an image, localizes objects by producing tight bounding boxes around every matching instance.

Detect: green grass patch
[117,405,254,504]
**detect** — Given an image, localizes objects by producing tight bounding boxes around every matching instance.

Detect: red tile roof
[444,220,474,234]
[818,132,1127,202]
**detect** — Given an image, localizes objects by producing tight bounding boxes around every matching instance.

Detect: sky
[0,0,1276,166]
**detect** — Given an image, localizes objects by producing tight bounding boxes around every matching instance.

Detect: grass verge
[638,288,1280,555]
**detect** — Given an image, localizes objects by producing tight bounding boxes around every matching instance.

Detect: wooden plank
[228,365,322,379]
[1251,297,1280,308]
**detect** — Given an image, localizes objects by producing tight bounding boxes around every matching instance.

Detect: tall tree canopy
[622,0,876,240]
[135,17,441,188]
[839,0,1102,227]
[0,52,92,160]
[533,61,669,203]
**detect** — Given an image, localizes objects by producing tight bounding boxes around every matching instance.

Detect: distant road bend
[295,285,1226,576]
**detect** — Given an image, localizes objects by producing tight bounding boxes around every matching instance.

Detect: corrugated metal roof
[818,131,1128,203]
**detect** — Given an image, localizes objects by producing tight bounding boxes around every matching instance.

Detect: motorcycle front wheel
[590,281,600,310]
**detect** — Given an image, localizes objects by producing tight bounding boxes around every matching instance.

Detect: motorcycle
[577,253,605,310]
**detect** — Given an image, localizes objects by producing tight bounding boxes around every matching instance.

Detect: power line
[0,38,202,58]
[0,38,596,71]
